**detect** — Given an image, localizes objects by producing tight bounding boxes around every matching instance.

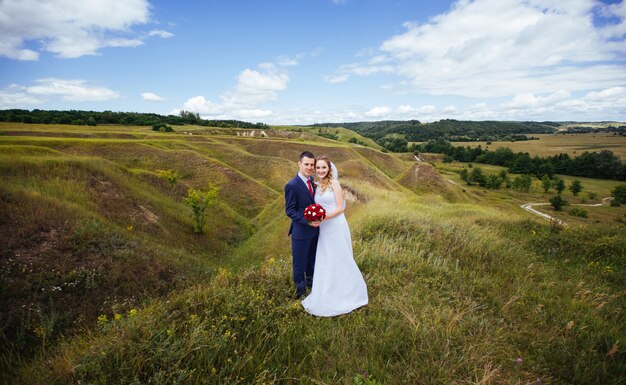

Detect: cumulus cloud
[0,0,161,60]
[141,92,164,101]
[330,0,626,98]
[26,78,119,101]
[181,96,224,115]
[365,106,392,117]
[0,79,119,108]
[0,84,45,108]
[180,63,290,119]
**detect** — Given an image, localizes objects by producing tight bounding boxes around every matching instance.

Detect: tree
[485,174,503,189]
[459,168,469,182]
[568,180,582,196]
[612,184,626,204]
[183,184,219,233]
[512,174,532,192]
[553,178,566,194]
[468,167,487,186]
[549,195,568,211]
[541,174,552,194]
[498,169,511,188]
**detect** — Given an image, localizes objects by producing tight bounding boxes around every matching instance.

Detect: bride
[301,155,368,317]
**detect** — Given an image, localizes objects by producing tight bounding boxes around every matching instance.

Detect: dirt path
[520,197,613,225]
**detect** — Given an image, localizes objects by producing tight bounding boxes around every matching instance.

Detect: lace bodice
[315,187,337,214]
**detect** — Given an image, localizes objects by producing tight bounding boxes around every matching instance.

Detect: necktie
[307,179,313,196]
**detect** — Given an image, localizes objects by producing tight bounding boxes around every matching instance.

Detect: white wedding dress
[301,187,368,317]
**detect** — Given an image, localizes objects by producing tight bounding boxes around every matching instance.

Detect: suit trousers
[291,235,318,296]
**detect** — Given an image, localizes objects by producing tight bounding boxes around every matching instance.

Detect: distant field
[449,133,626,160]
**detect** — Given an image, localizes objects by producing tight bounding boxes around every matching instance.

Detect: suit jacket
[285,174,319,239]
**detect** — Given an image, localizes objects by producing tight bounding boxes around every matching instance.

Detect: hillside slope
[1,123,624,384]
[0,123,413,378]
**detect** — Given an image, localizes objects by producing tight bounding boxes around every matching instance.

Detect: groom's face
[298,156,315,177]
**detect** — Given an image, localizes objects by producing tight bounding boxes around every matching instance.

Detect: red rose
[303,204,326,221]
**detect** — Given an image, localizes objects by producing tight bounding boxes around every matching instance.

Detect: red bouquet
[303,204,326,222]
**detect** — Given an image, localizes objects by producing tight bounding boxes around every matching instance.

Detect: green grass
[435,160,626,225]
[1,124,625,384]
[447,133,626,161]
[13,186,625,384]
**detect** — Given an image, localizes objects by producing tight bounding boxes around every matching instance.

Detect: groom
[284,151,320,298]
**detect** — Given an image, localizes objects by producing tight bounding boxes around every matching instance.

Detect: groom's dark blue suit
[285,174,319,297]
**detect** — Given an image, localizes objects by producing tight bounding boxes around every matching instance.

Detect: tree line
[415,138,626,181]
[0,109,267,129]
[312,119,556,142]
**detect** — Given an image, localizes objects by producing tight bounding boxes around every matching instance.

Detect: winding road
[520,197,613,225]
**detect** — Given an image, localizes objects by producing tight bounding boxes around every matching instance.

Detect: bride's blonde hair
[316,155,334,192]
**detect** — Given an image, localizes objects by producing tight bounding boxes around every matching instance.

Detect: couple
[284,151,368,317]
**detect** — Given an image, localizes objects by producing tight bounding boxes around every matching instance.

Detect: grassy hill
[1,123,624,384]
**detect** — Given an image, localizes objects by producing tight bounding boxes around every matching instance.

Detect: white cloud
[331,0,626,98]
[181,96,223,115]
[26,78,119,101]
[506,90,571,108]
[141,92,164,101]
[0,84,45,108]
[237,109,274,119]
[324,74,349,83]
[148,30,174,39]
[181,62,291,119]
[0,79,119,108]
[365,106,392,117]
[0,0,151,60]
[276,48,323,67]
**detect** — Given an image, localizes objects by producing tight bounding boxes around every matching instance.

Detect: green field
[1,123,624,384]
[449,133,626,161]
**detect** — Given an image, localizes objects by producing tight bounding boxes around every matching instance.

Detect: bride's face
[315,160,329,179]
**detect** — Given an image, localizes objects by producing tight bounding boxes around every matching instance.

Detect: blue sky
[1,0,625,124]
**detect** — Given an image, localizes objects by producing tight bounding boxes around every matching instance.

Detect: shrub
[569,180,583,196]
[549,195,568,211]
[156,169,180,186]
[183,184,219,233]
[612,184,626,204]
[569,207,588,218]
[152,123,174,132]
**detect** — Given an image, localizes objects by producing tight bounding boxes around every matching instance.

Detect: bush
[152,123,174,132]
[549,195,568,211]
[612,184,626,204]
[183,184,219,233]
[569,207,588,218]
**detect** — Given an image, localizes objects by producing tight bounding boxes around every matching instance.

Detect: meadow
[449,133,626,161]
[0,122,624,384]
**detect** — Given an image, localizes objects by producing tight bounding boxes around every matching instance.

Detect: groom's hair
[300,151,315,160]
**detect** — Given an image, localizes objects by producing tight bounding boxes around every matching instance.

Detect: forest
[313,119,557,141]
[416,138,626,181]
[0,109,267,129]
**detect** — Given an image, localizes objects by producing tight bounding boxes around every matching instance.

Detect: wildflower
[129,309,137,317]
[33,325,45,338]
[516,357,523,364]
[114,313,122,321]
[127,225,134,231]
[97,314,108,325]
[531,230,536,236]
[225,330,231,337]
